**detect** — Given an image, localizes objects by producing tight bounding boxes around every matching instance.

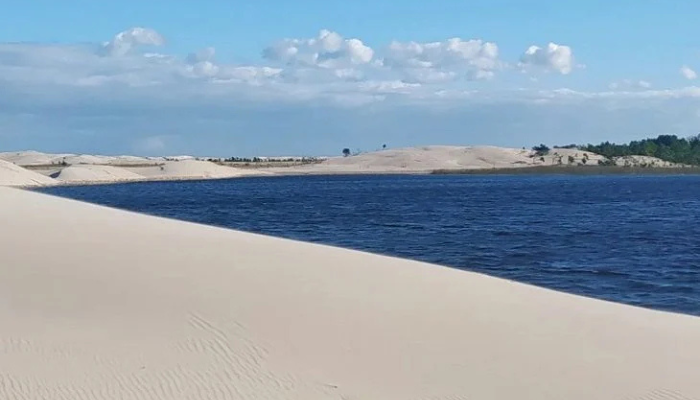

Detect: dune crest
[0,159,57,187]
[124,159,271,180]
[51,165,146,184]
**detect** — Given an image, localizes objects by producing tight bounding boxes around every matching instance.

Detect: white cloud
[519,43,575,74]
[609,79,652,91]
[186,47,216,64]
[7,26,700,157]
[101,27,165,57]
[381,38,499,82]
[0,26,587,108]
[681,65,697,80]
[262,29,374,68]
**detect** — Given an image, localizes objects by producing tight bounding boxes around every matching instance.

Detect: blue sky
[1,0,700,156]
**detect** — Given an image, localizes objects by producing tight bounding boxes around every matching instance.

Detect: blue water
[37,174,700,315]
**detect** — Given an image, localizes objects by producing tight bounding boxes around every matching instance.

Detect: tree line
[579,135,700,165]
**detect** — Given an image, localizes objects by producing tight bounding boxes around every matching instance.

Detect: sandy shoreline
[2,146,691,188]
[2,186,700,399]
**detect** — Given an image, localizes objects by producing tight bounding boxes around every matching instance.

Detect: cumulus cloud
[262,29,374,68]
[5,26,700,159]
[9,25,700,155]
[101,27,165,57]
[609,79,652,91]
[680,65,697,80]
[382,38,499,82]
[1,25,587,106]
[519,43,575,74]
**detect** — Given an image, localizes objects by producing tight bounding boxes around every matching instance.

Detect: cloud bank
[2,27,700,156]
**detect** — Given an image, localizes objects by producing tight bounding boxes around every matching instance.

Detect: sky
[1,0,700,157]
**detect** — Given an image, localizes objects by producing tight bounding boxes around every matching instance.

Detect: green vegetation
[431,166,700,176]
[532,144,550,156]
[580,134,700,165]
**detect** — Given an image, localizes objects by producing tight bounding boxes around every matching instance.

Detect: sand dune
[271,146,612,174]
[1,187,700,399]
[325,145,535,171]
[615,155,683,167]
[0,151,162,167]
[0,159,57,187]
[0,148,693,188]
[0,151,72,166]
[0,153,269,186]
[125,159,271,180]
[51,165,146,184]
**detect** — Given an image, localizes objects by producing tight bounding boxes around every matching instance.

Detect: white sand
[0,151,162,167]
[51,165,146,184]
[324,145,536,171]
[615,155,683,167]
[545,148,606,165]
[1,148,695,188]
[0,151,72,166]
[0,159,57,187]
[125,159,271,180]
[0,153,270,186]
[1,187,699,400]
[270,146,614,175]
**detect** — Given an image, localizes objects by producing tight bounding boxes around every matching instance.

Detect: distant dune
[123,159,272,180]
[0,148,692,187]
[0,159,58,187]
[0,151,161,166]
[614,155,682,167]
[51,165,146,184]
[270,146,615,174]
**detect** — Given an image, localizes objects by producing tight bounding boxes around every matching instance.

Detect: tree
[568,155,575,164]
[581,134,700,165]
[382,144,387,150]
[532,144,550,156]
[342,148,351,157]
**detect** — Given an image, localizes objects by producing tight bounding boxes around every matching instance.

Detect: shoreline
[432,165,700,175]
[4,146,698,187]
[25,165,700,189]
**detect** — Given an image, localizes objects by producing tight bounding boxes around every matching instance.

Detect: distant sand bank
[1,187,700,399]
[0,146,690,187]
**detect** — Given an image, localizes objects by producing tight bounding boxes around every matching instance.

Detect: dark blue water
[38,174,700,315]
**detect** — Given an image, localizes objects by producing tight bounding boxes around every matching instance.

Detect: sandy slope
[0,160,57,187]
[270,146,611,174]
[0,151,72,166]
[125,159,271,180]
[2,148,690,181]
[1,187,699,400]
[0,151,162,167]
[615,155,683,167]
[51,165,146,184]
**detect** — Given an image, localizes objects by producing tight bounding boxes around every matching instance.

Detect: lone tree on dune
[342,148,351,157]
[532,144,550,156]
